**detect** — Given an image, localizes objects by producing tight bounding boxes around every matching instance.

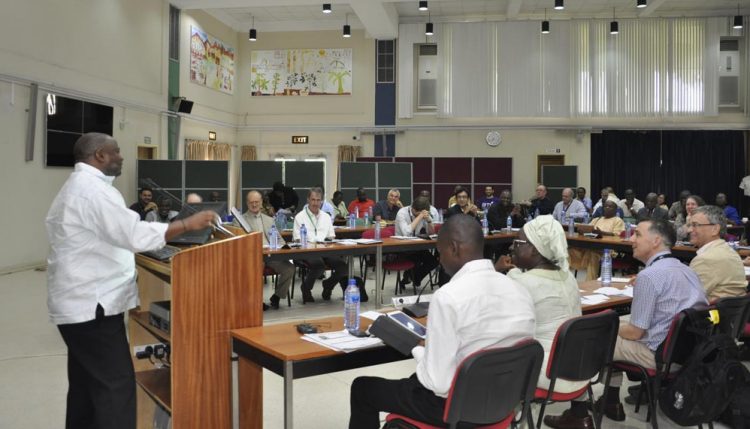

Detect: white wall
[0,0,169,272]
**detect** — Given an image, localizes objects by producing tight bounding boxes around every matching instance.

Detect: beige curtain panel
[241,145,257,161]
[185,139,232,160]
[338,145,362,163]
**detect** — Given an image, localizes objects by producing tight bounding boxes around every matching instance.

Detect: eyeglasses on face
[512,239,528,246]
[686,222,715,229]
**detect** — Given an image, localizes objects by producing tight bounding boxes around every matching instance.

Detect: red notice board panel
[474,158,512,183]
[434,158,472,183]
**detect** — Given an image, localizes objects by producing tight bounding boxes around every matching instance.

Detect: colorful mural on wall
[190,25,235,94]
[250,48,352,96]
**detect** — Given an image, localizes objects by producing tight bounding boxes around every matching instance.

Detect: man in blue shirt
[716,192,741,224]
[545,219,707,428]
[476,185,499,212]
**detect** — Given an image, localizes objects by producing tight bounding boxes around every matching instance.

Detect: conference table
[232,279,631,429]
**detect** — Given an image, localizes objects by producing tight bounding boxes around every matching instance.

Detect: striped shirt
[630,251,707,350]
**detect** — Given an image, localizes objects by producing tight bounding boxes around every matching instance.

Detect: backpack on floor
[659,332,745,426]
[719,366,750,429]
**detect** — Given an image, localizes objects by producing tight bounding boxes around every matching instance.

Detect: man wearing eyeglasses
[687,205,746,302]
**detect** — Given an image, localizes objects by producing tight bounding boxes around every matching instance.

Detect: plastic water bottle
[355,206,359,219]
[374,220,381,240]
[601,249,612,286]
[300,224,308,248]
[275,212,286,231]
[534,208,540,218]
[269,224,279,250]
[344,278,360,332]
[364,211,370,226]
[568,216,575,237]
[583,212,589,224]
[348,213,356,229]
[625,222,632,240]
[481,216,489,236]
[506,215,513,232]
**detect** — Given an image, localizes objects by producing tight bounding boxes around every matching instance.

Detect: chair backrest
[714,294,750,340]
[361,225,395,239]
[443,339,544,427]
[657,306,712,369]
[546,310,619,382]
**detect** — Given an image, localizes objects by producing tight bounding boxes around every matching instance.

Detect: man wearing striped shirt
[545,219,707,429]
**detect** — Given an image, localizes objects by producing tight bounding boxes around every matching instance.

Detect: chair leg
[634,381,644,414]
[536,401,547,429]
[394,271,402,295]
[526,404,536,429]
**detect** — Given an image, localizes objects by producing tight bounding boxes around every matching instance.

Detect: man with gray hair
[551,187,588,223]
[687,205,747,301]
[373,188,403,221]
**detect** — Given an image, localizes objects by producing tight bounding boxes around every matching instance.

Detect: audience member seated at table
[591,187,624,218]
[545,219,707,428]
[687,205,746,302]
[657,193,668,211]
[269,181,299,214]
[373,188,403,222]
[129,187,157,220]
[145,197,178,223]
[576,187,593,214]
[476,185,499,212]
[569,201,625,281]
[303,185,336,219]
[395,197,439,288]
[494,215,584,394]
[715,192,741,225]
[619,189,644,220]
[552,187,588,224]
[261,191,275,217]
[185,192,203,204]
[293,188,359,303]
[447,185,473,208]
[668,189,691,221]
[330,190,348,221]
[348,187,375,218]
[445,188,479,219]
[235,190,294,310]
[636,192,668,222]
[674,194,705,241]
[349,214,536,429]
[487,190,525,230]
[418,190,441,221]
[521,184,554,216]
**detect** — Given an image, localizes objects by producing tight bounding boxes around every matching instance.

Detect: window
[377,40,395,83]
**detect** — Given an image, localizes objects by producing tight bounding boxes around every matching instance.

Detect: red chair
[362,226,417,295]
[533,310,620,429]
[384,339,544,429]
[613,307,709,429]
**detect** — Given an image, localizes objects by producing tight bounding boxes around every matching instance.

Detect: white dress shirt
[293,207,335,242]
[46,163,168,325]
[395,206,431,236]
[552,199,588,223]
[411,259,536,397]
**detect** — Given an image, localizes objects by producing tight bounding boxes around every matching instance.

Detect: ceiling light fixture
[323,3,331,14]
[425,11,433,35]
[343,14,351,38]
[248,16,257,41]
[419,1,428,11]
[554,0,564,11]
[610,8,619,34]
[542,8,550,34]
[637,0,647,8]
[734,4,743,29]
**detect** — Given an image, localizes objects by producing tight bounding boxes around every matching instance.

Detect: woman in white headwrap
[495,215,585,393]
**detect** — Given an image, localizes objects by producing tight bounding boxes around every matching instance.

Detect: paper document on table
[594,286,634,297]
[596,277,631,283]
[581,294,611,305]
[361,311,384,321]
[301,330,383,353]
[333,239,358,246]
[391,235,422,240]
[353,238,382,244]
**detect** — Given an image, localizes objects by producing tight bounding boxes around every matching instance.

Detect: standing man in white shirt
[293,187,364,303]
[46,133,216,429]
[349,214,536,428]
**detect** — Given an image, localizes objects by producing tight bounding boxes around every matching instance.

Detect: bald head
[436,214,484,275]
[73,132,122,176]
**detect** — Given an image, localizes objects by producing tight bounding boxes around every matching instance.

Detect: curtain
[185,139,231,160]
[338,145,361,163]
[591,130,746,212]
[240,145,257,161]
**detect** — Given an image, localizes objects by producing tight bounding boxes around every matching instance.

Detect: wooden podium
[130,232,263,429]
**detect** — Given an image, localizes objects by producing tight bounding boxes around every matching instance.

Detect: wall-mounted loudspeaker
[172,97,194,114]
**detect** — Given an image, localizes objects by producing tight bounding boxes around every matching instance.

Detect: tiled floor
[0,267,734,428]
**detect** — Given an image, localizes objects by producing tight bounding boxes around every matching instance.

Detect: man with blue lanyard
[293,187,365,303]
[552,188,588,224]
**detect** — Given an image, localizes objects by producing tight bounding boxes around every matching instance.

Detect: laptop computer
[168,202,228,245]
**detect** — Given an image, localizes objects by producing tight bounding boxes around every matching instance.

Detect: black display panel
[45,131,80,167]
[45,94,113,167]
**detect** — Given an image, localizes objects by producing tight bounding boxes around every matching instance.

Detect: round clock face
[486,131,502,147]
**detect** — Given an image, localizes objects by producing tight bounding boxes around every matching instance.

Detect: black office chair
[533,310,619,429]
[384,339,544,429]
[713,294,750,340]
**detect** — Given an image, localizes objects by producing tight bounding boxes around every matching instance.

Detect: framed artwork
[190,25,235,94]
[250,48,352,96]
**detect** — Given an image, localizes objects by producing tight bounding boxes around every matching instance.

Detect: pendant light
[343,14,351,38]
[610,8,619,35]
[248,16,257,41]
[541,8,550,34]
[734,4,743,29]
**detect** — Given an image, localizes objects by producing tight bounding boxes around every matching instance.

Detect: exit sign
[292,136,309,144]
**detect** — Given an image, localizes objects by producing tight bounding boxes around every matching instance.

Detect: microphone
[403,281,431,318]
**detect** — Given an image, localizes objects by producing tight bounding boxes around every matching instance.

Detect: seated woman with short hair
[495,215,585,393]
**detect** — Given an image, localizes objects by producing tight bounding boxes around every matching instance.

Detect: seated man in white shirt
[418,190,440,221]
[619,188,644,219]
[395,196,440,288]
[293,187,365,303]
[552,187,588,223]
[349,214,536,428]
[145,197,179,223]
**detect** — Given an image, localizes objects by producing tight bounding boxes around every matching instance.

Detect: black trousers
[301,256,349,292]
[406,251,439,286]
[57,305,136,429]
[349,374,446,429]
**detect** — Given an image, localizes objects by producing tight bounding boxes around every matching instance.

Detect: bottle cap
[348,278,357,285]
